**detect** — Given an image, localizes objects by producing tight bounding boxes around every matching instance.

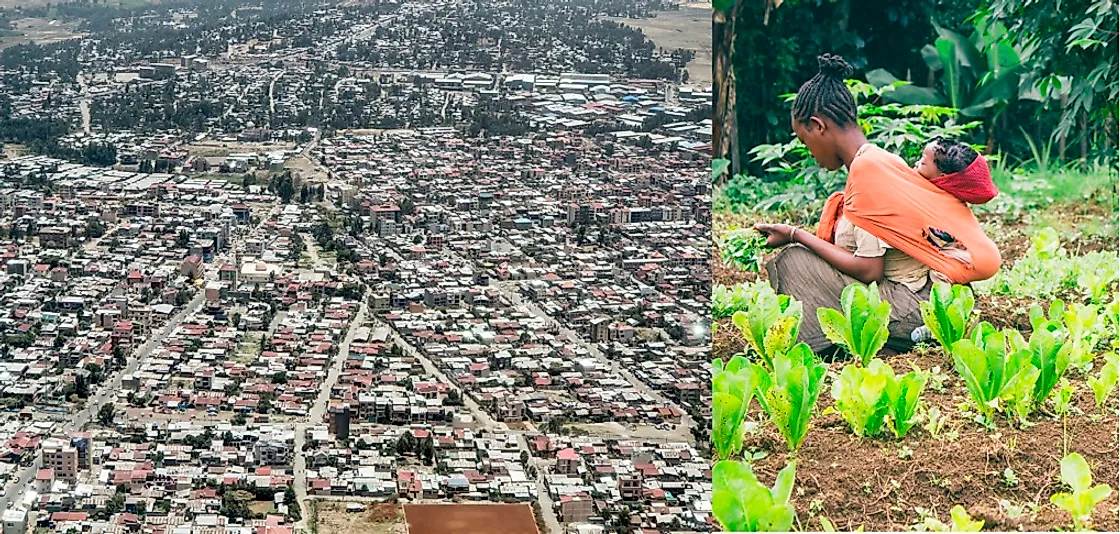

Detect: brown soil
[739,350,1120,532]
[366,503,402,523]
[712,249,759,287]
[316,501,405,534]
[715,202,1120,531]
[403,504,540,534]
[974,294,1036,333]
[713,317,745,360]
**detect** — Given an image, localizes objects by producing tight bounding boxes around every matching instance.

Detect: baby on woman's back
[910,137,1000,281]
[909,137,1000,343]
[913,136,999,204]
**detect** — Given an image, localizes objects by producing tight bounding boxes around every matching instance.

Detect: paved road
[81,291,208,428]
[77,71,91,134]
[377,319,502,430]
[269,70,285,117]
[518,434,563,534]
[293,301,367,531]
[299,233,332,272]
[83,224,119,252]
[0,289,206,513]
[492,281,696,443]
[0,459,39,513]
[375,317,575,532]
[0,204,279,514]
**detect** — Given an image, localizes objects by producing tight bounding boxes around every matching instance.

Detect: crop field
[403,503,540,534]
[711,191,1120,531]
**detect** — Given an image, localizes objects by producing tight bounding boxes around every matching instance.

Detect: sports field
[403,503,540,534]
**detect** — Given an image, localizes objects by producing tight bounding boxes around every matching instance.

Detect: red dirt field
[403,503,540,534]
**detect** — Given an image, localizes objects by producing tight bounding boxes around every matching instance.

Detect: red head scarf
[928,155,998,205]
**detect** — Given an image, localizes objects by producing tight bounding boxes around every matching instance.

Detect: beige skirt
[765,244,931,356]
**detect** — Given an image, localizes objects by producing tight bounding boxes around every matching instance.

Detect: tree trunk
[1079,110,1088,162]
[713,9,738,180]
[1058,93,1068,162]
[1106,118,1114,154]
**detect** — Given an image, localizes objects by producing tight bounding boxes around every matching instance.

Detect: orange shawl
[816,145,1001,284]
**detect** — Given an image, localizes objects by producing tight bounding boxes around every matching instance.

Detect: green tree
[396,432,416,456]
[284,486,301,521]
[84,218,106,239]
[106,491,126,515]
[97,402,116,426]
[220,489,255,520]
[979,0,1117,155]
[868,19,1039,151]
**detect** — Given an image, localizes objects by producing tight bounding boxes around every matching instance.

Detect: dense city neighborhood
[0,0,711,533]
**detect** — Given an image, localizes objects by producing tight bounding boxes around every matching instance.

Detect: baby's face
[914,144,941,181]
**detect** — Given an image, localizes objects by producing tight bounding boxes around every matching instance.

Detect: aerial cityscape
[0,1,712,533]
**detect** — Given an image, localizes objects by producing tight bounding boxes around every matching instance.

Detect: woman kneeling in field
[754,54,1001,356]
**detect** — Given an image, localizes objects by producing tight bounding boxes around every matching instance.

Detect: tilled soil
[713,317,746,360]
[714,203,1120,531]
[738,350,1119,532]
[713,249,760,287]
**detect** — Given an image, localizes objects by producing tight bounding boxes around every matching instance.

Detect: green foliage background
[719,0,1117,178]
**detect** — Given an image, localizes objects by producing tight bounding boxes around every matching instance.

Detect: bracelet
[789,227,798,242]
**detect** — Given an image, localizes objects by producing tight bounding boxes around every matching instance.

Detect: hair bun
[817,53,853,80]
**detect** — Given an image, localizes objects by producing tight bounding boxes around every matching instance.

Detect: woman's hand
[754,223,799,248]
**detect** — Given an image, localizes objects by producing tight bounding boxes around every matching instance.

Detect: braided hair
[792,54,858,127]
[929,136,979,174]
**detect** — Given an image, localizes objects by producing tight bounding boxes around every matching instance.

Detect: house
[181,255,203,278]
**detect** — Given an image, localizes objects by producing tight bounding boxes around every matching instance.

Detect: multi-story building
[42,438,79,482]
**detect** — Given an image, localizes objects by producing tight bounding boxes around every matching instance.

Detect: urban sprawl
[0,0,712,533]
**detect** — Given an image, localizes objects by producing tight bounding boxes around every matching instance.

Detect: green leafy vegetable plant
[920,505,984,532]
[731,282,803,368]
[1064,302,1102,347]
[1021,325,1073,405]
[1063,303,1103,371]
[819,282,892,365]
[989,228,1117,303]
[1074,251,1119,304]
[1030,300,1098,373]
[753,343,827,450]
[920,283,976,348]
[712,355,758,461]
[711,460,797,532]
[712,284,757,320]
[831,359,927,439]
[1050,452,1113,531]
[1105,299,1120,349]
[1053,379,1075,416]
[1088,351,1118,408]
[831,360,891,438]
[721,230,767,272]
[885,366,928,439]
[1029,299,1065,333]
[950,323,1040,424]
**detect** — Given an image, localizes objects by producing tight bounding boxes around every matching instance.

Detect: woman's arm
[755,223,885,284]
